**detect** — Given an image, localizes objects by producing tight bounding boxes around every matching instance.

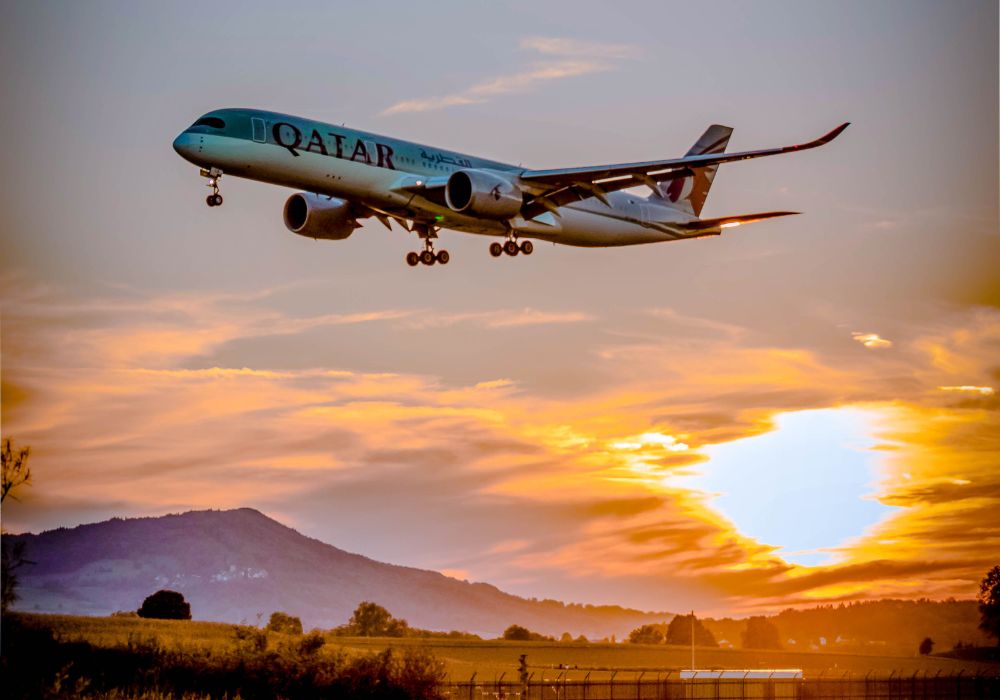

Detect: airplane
[172,109,848,267]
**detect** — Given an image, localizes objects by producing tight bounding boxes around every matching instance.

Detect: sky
[1,0,998,616]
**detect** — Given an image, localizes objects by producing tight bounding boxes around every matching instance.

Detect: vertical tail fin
[653,124,733,216]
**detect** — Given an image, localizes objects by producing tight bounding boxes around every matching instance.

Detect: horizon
[9,504,985,620]
[2,0,998,619]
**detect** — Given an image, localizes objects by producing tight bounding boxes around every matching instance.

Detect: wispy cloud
[404,308,594,330]
[852,331,893,349]
[938,385,994,395]
[381,36,639,115]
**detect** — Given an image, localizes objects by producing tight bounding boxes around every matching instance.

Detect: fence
[443,673,1000,700]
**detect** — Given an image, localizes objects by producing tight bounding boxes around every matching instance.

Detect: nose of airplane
[172,132,198,163]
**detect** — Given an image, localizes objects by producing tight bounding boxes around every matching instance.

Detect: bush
[137,590,191,620]
[628,624,665,645]
[502,624,554,642]
[503,624,532,641]
[2,614,446,700]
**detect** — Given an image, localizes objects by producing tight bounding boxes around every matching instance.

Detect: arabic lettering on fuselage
[272,122,396,169]
[420,149,472,168]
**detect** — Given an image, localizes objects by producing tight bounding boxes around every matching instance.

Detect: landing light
[720,221,742,228]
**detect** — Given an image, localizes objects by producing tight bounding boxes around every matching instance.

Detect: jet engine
[283,193,360,240]
[445,169,522,219]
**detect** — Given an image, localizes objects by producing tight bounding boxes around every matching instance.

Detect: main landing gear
[489,236,533,258]
[201,167,224,207]
[406,223,449,267]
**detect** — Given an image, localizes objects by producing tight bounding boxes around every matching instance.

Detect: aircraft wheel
[489,242,503,257]
[519,240,533,255]
[436,250,450,265]
[212,194,223,206]
[504,240,519,256]
[420,250,436,265]
[206,195,217,207]
[406,252,420,267]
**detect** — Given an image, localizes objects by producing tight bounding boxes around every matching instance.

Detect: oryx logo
[665,177,686,203]
[490,185,502,201]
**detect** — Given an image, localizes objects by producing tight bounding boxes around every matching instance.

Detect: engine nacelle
[283,193,359,240]
[445,169,522,219]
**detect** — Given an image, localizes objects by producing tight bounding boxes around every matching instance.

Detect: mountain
[6,508,670,638]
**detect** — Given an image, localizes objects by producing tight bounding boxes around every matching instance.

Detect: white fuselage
[172,109,701,248]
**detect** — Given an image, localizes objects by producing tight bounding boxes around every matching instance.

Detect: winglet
[797,122,850,150]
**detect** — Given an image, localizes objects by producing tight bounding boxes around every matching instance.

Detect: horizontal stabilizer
[680,211,799,231]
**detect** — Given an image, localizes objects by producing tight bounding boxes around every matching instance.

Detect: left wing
[516,123,848,218]
[519,123,849,188]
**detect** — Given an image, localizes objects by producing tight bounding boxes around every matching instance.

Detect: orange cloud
[3,278,999,614]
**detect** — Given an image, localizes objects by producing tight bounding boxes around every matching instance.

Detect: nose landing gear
[200,167,224,207]
[406,223,449,267]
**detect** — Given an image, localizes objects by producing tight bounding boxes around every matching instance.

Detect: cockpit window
[193,117,226,129]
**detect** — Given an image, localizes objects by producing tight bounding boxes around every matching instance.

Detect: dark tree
[137,590,191,620]
[919,637,934,655]
[2,439,31,502]
[348,601,392,636]
[979,565,1000,645]
[502,624,533,641]
[386,616,410,637]
[2,439,32,612]
[266,611,303,635]
[345,601,409,637]
[628,624,665,645]
[666,613,717,647]
[742,616,782,650]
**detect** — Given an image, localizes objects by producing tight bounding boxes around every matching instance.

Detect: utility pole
[690,610,695,671]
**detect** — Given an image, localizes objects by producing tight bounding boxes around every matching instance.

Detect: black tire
[206,195,217,207]
[436,250,450,265]
[489,242,503,257]
[504,240,519,256]
[520,240,533,255]
[213,194,223,206]
[420,250,436,265]
[406,252,419,267]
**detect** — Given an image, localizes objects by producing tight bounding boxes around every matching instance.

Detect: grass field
[20,613,1000,681]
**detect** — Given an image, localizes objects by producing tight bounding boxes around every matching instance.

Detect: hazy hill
[7,508,670,638]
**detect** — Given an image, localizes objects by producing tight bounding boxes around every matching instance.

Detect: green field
[22,613,1000,681]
